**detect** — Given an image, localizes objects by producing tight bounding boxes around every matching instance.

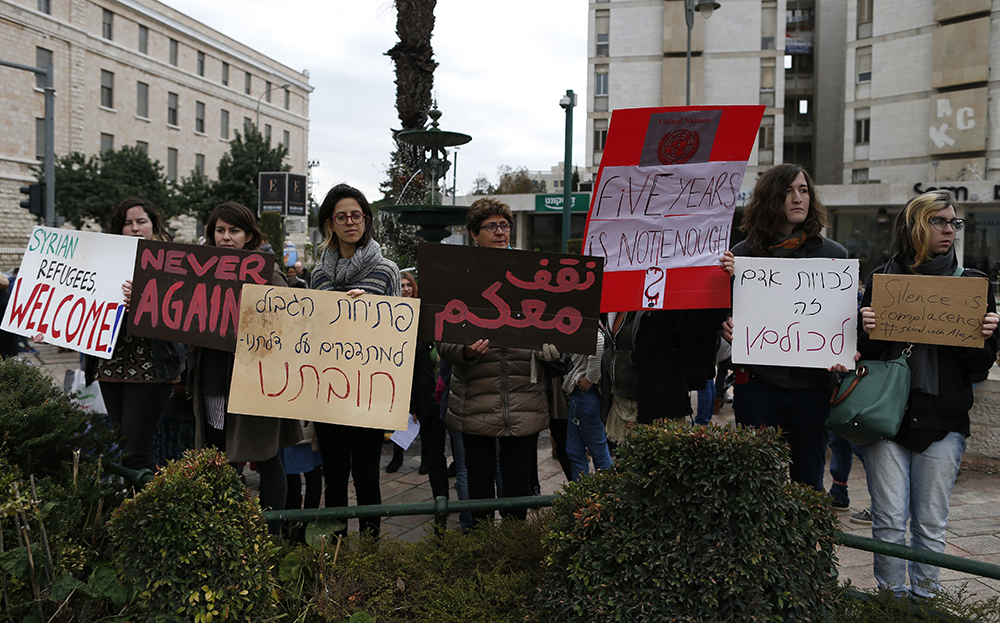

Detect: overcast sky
[165,0,589,202]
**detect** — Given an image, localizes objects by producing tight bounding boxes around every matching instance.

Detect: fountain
[382,104,471,242]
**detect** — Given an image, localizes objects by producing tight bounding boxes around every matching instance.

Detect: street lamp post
[452,146,459,205]
[685,0,721,105]
[559,89,576,253]
[256,82,291,128]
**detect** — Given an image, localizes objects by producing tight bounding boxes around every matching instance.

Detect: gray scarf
[318,239,384,290]
[884,248,959,396]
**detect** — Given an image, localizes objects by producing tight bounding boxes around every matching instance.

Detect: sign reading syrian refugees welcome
[1,227,138,359]
[583,106,763,312]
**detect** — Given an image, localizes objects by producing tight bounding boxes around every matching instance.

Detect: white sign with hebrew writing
[731,257,859,369]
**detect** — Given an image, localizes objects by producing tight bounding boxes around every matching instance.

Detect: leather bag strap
[830,365,868,407]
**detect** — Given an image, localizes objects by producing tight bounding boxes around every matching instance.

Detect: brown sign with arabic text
[416,243,603,355]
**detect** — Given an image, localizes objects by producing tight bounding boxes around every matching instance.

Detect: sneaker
[831,498,850,510]
[851,508,872,525]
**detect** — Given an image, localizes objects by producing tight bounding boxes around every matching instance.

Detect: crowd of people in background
[2,163,996,600]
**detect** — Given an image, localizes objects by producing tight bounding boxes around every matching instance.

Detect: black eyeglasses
[333,212,365,225]
[481,222,511,233]
[928,217,965,232]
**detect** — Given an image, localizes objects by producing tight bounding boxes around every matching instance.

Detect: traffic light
[19,183,44,217]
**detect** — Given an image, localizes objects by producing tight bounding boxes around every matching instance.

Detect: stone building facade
[0,0,311,268]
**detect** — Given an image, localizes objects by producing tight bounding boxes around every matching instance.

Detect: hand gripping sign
[583,106,763,312]
[1,227,138,358]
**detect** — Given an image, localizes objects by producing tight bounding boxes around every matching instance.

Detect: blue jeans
[449,429,474,531]
[865,433,965,599]
[733,375,829,491]
[828,431,863,505]
[695,378,715,425]
[566,387,613,480]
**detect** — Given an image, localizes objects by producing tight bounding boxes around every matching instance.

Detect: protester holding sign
[440,198,559,524]
[721,164,851,491]
[310,183,401,538]
[92,199,187,472]
[857,190,999,599]
[188,202,301,516]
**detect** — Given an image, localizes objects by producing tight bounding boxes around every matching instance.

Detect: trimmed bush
[539,421,839,622]
[109,448,275,622]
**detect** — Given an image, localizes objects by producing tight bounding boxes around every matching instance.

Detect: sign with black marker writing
[1,227,138,359]
[128,240,274,352]
[871,273,987,347]
[416,243,603,355]
[583,105,764,312]
[228,284,418,431]
[731,257,859,369]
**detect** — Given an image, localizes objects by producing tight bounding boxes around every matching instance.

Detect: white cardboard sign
[731,257,859,369]
[1,227,138,359]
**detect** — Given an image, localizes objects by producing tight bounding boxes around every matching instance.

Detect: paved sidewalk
[19,341,1000,598]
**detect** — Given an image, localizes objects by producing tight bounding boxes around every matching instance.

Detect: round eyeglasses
[928,217,965,232]
[481,222,511,234]
[333,212,365,225]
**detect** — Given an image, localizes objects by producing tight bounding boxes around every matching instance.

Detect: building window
[37,0,50,14]
[595,9,609,57]
[168,92,179,126]
[264,124,271,141]
[136,81,148,118]
[100,70,114,108]
[758,115,775,165]
[760,58,775,107]
[102,9,113,40]
[852,168,869,184]
[136,140,148,153]
[282,130,290,148]
[856,46,872,83]
[35,47,52,88]
[138,25,148,54]
[195,153,205,175]
[594,65,609,112]
[265,81,272,103]
[169,39,178,66]
[220,109,229,139]
[245,72,252,95]
[761,1,777,50]
[594,118,609,153]
[855,108,871,144]
[167,148,178,181]
[100,133,114,153]
[284,88,290,110]
[244,116,252,132]
[857,0,873,39]
[35,118,45,160]
[222,62,229,86]
[197,51,205,76]
[195,101,205,133]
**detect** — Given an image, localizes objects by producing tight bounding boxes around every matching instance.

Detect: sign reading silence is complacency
[416,243,604,355]
[871,273,988,347]
[583,106,763,312]
[228,285,418,431]
[128,240,275,352]
[731,257,859,370]
[1,227,138,359]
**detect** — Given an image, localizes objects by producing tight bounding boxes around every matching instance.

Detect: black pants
[419,411,450,499]
[101,381,171,472]
[286,467,323,510]
[463,432,538,524]
[315,423,383,537]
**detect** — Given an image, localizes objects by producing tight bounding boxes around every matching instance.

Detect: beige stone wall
[0,0,311,258]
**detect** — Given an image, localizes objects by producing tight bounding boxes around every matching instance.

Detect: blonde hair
[892,190,955,268]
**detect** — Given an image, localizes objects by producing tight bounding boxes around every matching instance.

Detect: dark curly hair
[109,198,171,241]
[466,197,513,236]
[739,164,827,256]
[317,183,374,252]
[204,202,263,250]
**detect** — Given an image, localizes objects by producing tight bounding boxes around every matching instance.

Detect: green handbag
[826,347,912,446]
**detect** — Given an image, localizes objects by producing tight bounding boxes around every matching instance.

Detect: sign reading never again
[1,227,138,358]
[228,284,418,431]
[416,243,603,355]
[871,273,988,347]
[128,239,274,352]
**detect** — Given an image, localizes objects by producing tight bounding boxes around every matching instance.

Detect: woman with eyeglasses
[311,183,401,538]
[438,198,559,525]
[857,190,998,599]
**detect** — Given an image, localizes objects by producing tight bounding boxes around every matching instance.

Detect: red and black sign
[128,240,274,351]
[416,243,603,355]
